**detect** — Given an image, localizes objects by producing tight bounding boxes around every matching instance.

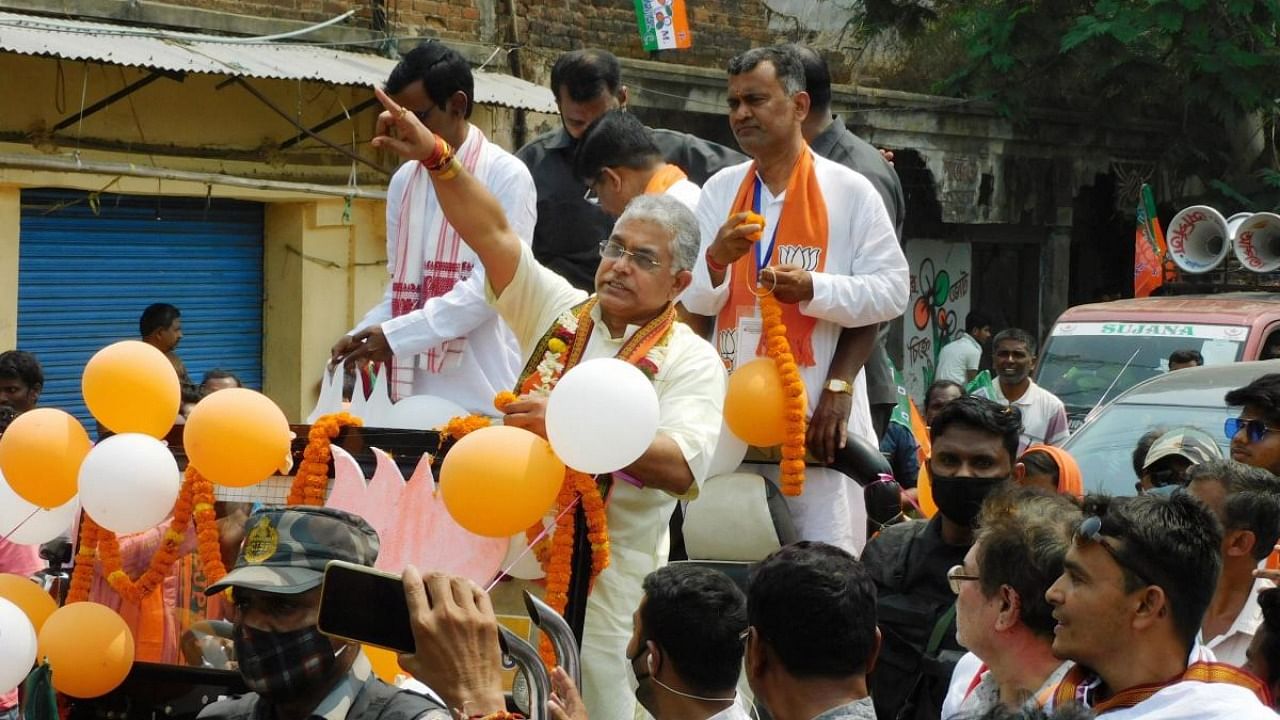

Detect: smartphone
[318,560,415,654]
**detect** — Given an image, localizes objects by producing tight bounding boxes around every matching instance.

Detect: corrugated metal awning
[0,11,557,113]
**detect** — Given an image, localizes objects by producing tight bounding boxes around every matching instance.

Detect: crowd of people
[5,36,1280,720]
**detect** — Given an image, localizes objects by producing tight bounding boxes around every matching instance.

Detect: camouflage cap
[1143,427,1223,470]
[206,505,379,596]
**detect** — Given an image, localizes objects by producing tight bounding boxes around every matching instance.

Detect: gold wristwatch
[824,379,853,394]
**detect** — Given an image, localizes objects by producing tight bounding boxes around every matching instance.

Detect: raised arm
[371,87,521,296]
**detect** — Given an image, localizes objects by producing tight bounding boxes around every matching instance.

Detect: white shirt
[683,150,909,554]
[1047,645,1275,719]
[941,650,1073,720]
[1202,577,1274,668]
[490,242,726,720]
[992,380,1070,454]
[706,697,754,720]
[665,177,701,212]
[934,333,982,384]
[353,127,536,415]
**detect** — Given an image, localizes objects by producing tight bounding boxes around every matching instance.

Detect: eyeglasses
[1146,465,1186,489]
[583,185,600,204]
[1074,515,1156,588]
[946,564,980,595]
[408,104,436,123]
[1225,416,1280,443]
[599,240,665,273]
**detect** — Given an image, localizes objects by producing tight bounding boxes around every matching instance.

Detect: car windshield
[1038,325,1245,418]
[1063,402,1232,497]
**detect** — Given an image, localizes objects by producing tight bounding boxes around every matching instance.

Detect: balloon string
[1,507,41,543]
[485,494,583,593]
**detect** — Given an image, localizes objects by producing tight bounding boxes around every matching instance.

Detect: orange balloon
[0,574,57,633]
[364,645,403,682]
[440,426,564,538]
[82,341,180,438]
[0,408,91,508]
[38,602,135,698]
[183,388,291,488]
[724,358,798,447]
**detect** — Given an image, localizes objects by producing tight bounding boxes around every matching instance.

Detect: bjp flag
[1134,183,1167,298]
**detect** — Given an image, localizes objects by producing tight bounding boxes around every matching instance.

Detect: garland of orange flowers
[760,292,808,496]
[66,465,227,604]
[288,411,362,505]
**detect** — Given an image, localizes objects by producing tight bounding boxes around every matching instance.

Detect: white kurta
[683,150,909,555]
[490,243,726,720]
[353,124,536,416]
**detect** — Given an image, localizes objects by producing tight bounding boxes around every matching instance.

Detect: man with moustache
[987,328,1068,454]
[682,45,909,555]
[861,395,1023,720]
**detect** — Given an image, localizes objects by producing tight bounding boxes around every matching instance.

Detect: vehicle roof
[1058,292,1280,325]
[1112,359,1280,408]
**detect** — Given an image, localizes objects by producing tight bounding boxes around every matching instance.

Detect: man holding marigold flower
[682,45,909,556]
[368,85,726,720]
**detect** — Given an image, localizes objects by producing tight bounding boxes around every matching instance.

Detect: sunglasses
[1074,515,1156,588]
[947,564,979,595]
[1225,416,1280,443]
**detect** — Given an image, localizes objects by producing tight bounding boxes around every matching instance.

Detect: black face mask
[929,470,1006,527]
[233,623,347,703]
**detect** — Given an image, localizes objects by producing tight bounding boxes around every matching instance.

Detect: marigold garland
[742,210,807,496]
[287,412,362,505]
[66,465,228,604]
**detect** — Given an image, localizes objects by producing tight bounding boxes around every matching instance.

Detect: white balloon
[0,469,78,545]
[0,597,36,693]
[79,433,180,534]
[545,358,660,474]
[385,395,469,431]
[707,420,749,478]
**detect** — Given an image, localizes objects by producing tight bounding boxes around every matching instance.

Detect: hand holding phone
[318,560,415,653]
[399,565,506,716]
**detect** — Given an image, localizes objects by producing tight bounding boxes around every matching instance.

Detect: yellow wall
[0,185,17,349]
[264,199,387,421]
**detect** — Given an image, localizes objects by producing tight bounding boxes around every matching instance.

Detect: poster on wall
[902,239,972,404]
[633,0,692,51]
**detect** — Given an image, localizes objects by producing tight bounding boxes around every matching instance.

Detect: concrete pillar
[1039,226,1072,341]
[0,185,18,349]
[262,199,386,422]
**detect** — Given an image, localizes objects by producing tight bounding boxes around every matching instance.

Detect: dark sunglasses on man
[1225,416,1280,443]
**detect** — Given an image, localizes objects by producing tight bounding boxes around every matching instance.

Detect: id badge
[735,306,763,371]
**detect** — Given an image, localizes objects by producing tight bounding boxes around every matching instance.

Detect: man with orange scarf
[682,46,908,555]
[368,87,726,720]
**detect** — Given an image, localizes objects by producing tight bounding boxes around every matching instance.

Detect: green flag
[890,367,911,429]
[965,370,996,400]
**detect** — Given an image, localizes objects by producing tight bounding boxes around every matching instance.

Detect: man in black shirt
[791,45,906,439]
[861,396,1024,720]
[517,49,744,290]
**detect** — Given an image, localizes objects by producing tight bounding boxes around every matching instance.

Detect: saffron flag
[633,0,691,51]
[1134,183,1167,297]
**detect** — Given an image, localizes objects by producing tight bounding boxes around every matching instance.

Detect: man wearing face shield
[861,396,1024,720]
[198,507,447,720]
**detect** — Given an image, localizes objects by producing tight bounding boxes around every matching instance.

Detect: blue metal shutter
[18,189,264,426]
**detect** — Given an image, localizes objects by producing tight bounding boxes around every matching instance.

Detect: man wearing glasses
[368,89,726,720]
[1045,493,1274,718]
[331,42,535,415]
[1225,374,1280,476]
[941,486,1081,719]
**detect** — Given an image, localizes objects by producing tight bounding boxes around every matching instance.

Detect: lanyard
[751,176,780,285]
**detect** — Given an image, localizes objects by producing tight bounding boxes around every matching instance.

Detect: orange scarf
[1053,661,1273,712]
[716,149,827,366]
[1021,443,1084,499]
[645,164,688,195]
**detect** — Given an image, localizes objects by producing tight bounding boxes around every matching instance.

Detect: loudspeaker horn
[1232,212,1280,273]
[1167,205,1230,273]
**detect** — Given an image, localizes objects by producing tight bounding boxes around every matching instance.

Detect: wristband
[423,135,455,171]
[433,156,463,181]
[705,248,728,273]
